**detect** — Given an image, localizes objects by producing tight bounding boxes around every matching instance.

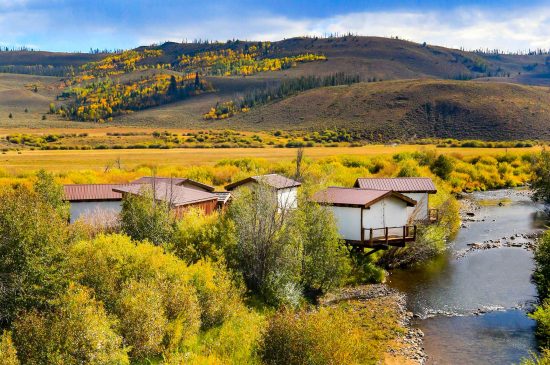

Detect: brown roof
[312,187,416,207]
[64,184,132,202]
[113,182,217,207]
[225,174,301,191]
[354,178,436,193]
[131,176,215,192]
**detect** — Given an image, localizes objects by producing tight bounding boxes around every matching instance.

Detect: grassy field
[0,144,539,174]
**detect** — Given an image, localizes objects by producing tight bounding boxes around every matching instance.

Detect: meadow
[0,144,540,175]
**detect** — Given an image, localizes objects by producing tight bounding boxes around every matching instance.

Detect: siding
[69,201,122,223]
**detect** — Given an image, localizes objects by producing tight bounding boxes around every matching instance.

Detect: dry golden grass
[0,144,539,174]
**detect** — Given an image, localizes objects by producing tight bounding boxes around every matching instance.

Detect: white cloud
[3,2,550,52]
[137,5,550,53]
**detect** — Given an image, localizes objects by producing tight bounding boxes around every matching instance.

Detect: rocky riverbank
[321,284,426,365]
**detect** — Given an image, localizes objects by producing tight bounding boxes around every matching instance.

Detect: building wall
[173,199,218,218]
[331,206,362,241]
[69,201,122,223]
[402,192,429,220]
[362,197,410,238]
[277,187,298,210]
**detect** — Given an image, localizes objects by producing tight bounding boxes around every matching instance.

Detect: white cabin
[313,187,417,246]
[225,174,301,210]
[354,177,437,221]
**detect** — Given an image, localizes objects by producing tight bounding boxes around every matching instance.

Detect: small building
[113,182,219,217]
[225,174,301,210]
[131,176,215,192]
[63,184,130,223]
[312,187,417,248]
[354,177,437,221]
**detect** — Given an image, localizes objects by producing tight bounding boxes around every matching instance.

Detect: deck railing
[361,225,417,247]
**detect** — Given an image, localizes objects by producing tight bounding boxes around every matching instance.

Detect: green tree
[534,231,550,300]
[0,186,70,324]
[297,200,351,294]
[430,154,454,180]
[532,149,550,204]
[120,188,176,245]
[228,184,302,306]
[13,284,129,365]
[33,169,69,219]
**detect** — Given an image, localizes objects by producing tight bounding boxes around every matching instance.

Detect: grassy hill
[110,79,550,141]
[1,36,550,140]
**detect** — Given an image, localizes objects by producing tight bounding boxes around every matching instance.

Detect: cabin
[354,177,437,222]
[63,184,131,223]
[113,182,219,217]
[312,187,417,251]
[131,176,215,192]
[64,176,227,223]
[225,174,301,210]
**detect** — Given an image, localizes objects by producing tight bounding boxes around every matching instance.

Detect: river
[388,189,549,365]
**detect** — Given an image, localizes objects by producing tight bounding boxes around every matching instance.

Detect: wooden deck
[347,225,417,254]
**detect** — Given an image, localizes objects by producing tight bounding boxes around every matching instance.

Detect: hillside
[117,79,550,141]
[1,36,550,140]
[227,79,550,140]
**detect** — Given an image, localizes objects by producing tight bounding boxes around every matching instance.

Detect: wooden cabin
[225,174,301,210]
[312,187,417,249]
[113,182,219,217]
[354,177,437,222]
[64,184,130,223]
[64,176,226,223]
[131,176,215,192]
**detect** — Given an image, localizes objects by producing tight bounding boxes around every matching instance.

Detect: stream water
[388,189,550,365]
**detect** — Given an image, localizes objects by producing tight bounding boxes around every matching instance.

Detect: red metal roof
[113,182,217,207]
[354,178,436,193]
[312,187,416,207]
[225,174,301,191]
[131,176,215,192]
[64,184,132,201]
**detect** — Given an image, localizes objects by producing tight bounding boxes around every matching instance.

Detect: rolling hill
[1,36,550,140]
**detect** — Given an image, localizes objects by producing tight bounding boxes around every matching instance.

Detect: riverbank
[321,284,427,364]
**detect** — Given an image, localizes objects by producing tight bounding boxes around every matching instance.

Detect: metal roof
[312,187,417,207]
[113,182,217,207]
[213,191,232,204]
[354,177,437,193]
[64,184,132,201]
[225,174,301,191]
[131,176,215,192]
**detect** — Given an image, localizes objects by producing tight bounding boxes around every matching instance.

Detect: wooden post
[413,225,417,240]
[385,227,389,244]
[403,226,406,245]
[369,228,373,246]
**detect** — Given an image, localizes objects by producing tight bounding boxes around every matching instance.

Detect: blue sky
[1,0,549,52]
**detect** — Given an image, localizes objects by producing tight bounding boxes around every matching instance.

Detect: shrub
[0,331,19,365]
[534,231,550,301]
[430,154,454,179]
[531,299,550,349]
[0,186,70,324]
[120,188,176,245]
[532,149,550,204]
[13,284,129,365]
[260,302,398,365]
[170,209,228,264]
[117,280,167,358]
[68,234,202,360]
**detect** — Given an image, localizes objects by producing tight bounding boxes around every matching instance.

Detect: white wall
[362,197,411,239]
[402,192,429,221]
[277,187,298,210]
[331,206,362,241]
[70,201,122,223]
